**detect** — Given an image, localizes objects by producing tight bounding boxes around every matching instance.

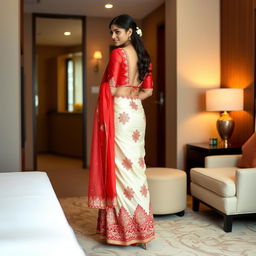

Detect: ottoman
[146,168,187,215]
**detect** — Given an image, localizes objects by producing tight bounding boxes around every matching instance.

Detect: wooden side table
[186,143,241,193]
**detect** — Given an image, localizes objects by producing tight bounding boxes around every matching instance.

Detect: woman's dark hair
[109,14,151,82]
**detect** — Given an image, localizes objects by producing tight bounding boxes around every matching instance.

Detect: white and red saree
[88,47,154,245]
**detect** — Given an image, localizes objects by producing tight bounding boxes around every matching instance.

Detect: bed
[0,171,86,256]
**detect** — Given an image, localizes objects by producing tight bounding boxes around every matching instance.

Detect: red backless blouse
[88,47,153,209]
[106,48,153,89]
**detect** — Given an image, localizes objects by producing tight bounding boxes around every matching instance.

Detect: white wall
[0,0,21,172]
[176,0,220,169]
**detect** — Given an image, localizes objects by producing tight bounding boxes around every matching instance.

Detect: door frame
[32,13,87,169]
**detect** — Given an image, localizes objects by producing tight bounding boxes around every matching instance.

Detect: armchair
[190,154,256,232]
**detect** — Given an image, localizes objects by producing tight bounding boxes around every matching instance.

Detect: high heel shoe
[141,243,147,250]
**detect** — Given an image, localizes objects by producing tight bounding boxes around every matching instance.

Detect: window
[65,53,83,112]
[66,58,74,112]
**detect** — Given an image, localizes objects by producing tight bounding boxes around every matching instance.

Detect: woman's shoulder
[110,47,123,55]
[110,47,124,61]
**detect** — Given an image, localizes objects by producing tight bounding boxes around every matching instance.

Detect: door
[156,24,166,166]
[144,23,166,167]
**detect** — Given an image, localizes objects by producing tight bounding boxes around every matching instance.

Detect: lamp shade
[93,51,102,60]
[206,88,243,111]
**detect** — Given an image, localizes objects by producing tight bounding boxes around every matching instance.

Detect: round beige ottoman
[146,168,187,215]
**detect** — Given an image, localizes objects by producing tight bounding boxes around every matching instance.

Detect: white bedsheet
[0,171,86,256]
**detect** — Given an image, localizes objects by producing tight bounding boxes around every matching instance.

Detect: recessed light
[64,31,71,36]
[105,3,113,9]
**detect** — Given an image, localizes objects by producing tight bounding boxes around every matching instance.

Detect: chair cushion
[238,132,256,168]
[190,167,237,197]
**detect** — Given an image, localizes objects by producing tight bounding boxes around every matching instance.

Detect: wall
[0,0,21,172]
[221,0,255,145]
[85,16,112,164]
[165,0,220,169]
[177,0,220,169]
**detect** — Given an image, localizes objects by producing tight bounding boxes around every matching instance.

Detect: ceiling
[30,0,164,46]
[24,0,165,19]
[36,18,82,46]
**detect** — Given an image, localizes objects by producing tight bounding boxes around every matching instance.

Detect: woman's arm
[140,63,153,100]
[138,89,153,100]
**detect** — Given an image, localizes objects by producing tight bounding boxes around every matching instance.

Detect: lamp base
[216,111,234,148]
[221,139,229,148]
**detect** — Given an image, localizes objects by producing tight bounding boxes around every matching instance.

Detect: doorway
[32,14,87,171]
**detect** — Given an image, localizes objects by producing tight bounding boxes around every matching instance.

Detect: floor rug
[59,196,256,256]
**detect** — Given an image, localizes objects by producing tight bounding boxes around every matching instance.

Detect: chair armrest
[236,168,256,212]
[205,154,242,168]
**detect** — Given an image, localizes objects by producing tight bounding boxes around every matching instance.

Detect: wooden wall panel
[221,0,255,146]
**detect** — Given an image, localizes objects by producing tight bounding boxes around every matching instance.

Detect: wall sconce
[93,51,102,72]
[206,88,243,148]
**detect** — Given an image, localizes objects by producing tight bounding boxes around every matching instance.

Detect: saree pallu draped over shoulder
[88,77,117,209]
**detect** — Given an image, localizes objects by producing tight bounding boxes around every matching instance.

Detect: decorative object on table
[73,103,82,112]
[209,138,218,146]
[93,50,102,72]
[206,88,243,148]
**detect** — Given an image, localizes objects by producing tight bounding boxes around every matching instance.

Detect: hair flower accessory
[136,26,143,37]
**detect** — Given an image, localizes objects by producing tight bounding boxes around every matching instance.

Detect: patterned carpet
[59,196,256,256]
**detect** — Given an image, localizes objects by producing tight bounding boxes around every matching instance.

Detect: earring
[128,36,131,40]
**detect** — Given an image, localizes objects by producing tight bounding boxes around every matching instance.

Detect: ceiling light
[24,0,40,3]
[64,31,71,36]
[105,3,113,9]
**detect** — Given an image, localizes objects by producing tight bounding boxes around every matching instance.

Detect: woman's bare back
[115,46,141,97]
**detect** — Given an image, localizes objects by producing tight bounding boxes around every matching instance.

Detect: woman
[88,14,154,248]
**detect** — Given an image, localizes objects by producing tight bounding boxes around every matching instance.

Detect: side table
[186,143,241,193]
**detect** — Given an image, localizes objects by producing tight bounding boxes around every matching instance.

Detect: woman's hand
[110,87,117,96]
[138,89,153,100]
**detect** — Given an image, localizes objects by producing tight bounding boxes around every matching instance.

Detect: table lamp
[206,88,243,148]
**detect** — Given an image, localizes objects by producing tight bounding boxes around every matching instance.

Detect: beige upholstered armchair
[190,154,256,232]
